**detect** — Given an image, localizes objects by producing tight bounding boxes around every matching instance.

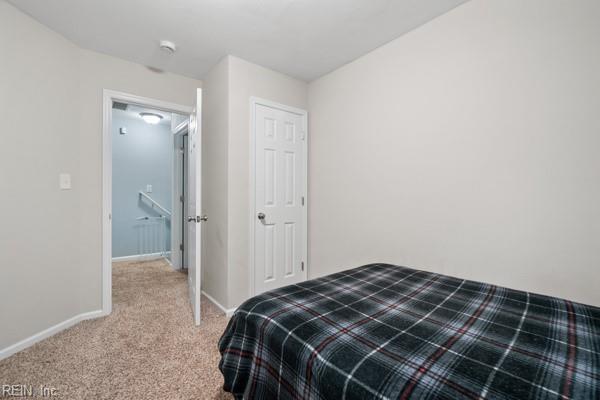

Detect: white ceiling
[9,0,468,82]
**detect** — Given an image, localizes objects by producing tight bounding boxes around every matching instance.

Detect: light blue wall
[112,109,172,258]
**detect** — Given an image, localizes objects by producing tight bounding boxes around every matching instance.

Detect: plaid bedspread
[218,264,600,399]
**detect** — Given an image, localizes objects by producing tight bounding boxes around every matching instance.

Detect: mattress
[218,264,600,399]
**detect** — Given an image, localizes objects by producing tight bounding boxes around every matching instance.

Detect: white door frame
[170,120,189,270]
[248,97,308,297]
[102,89,192,315]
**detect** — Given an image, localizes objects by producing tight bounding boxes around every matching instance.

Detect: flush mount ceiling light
[140,112,163,124]
[159,40,177,54]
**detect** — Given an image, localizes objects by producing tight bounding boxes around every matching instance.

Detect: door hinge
[180,195,184,203]
[301,261,305,271]
[180,243,184,251]
[301,196,305,206]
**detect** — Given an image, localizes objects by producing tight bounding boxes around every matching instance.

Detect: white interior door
[254,101,308,295]
[187,89,203,325]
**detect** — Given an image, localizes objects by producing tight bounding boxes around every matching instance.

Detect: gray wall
[112,110,172,258]
[308,0,600,307]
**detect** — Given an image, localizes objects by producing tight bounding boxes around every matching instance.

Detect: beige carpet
[0,259,233,399]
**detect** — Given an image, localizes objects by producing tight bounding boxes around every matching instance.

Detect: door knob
[188,215,208,223]
[257,212,266,222]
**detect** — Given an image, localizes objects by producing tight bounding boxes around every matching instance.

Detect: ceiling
[9,0,468,82]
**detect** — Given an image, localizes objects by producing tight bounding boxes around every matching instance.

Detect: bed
[218,264,600,399]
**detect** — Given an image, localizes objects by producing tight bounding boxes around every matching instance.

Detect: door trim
[248,97,308,297]
[171,120,189,270]
[102,89,192,316]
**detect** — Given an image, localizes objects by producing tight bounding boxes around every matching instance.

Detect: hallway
[0,259,231,399]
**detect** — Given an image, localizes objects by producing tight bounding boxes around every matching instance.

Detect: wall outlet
[59,173,71,190]
[146,184,153,193]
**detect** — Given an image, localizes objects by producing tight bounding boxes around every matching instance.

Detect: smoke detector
[159,40,177,54]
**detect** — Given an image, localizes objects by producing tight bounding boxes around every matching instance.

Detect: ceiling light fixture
[140,112,163,124]
[159,40,177,54]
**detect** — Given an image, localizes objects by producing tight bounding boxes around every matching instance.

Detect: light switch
[59,173,71,190]
[146,184,153,193]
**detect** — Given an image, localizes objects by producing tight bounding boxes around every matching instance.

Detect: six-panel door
[255,103,306,294]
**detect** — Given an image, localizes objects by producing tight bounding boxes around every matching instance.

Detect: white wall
[201,57,230,307]
[4,0,598,356]
[201,56,308,309]
[0,0,81,351]
[308,0,600,306]
[77,50,201,313]
[0,1,201,350]
[227,56,308,308]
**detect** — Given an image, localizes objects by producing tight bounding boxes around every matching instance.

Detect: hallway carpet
[0,259,232,399]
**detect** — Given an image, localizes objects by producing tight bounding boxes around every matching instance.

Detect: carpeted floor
[0,259,233,399]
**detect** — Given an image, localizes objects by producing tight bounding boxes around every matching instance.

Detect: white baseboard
[112,252,171,263]
[0,309,106,361]
[201,290,237,317]
[164,257,183,271]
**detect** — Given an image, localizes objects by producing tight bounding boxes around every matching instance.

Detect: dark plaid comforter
[218,264,600,399]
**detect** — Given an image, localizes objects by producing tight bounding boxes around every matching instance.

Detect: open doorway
[102,90,204,325]
[171,121,190,271]
[110,103,185,266]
